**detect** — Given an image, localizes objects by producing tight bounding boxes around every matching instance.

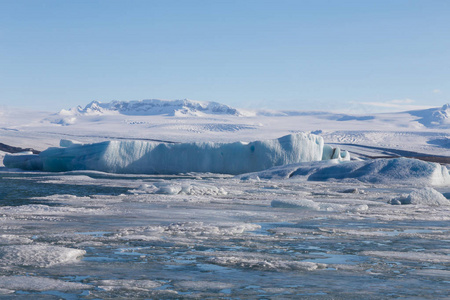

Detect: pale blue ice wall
[5,133,325,174]
[98,133,323,174]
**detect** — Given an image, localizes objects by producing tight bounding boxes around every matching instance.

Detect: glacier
[4,133,348,174]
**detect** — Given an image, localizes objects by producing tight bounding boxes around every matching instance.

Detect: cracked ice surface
[0,171,449,298]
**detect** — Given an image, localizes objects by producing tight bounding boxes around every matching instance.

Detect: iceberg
[238,157,450,186]
[4,133,345,175]
[388,187,450,206]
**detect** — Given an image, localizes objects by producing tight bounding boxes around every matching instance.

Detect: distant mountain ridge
[49,99,450,130]
[409,103,450,128]
[63,99,246,117]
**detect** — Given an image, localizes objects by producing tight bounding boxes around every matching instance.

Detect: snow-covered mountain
[408,103,450,128]
[62,99,247,117]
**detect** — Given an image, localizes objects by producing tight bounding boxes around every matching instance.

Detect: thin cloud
[360,99,432,112]
[345,99,434,114]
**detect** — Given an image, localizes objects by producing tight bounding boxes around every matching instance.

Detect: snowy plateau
[0,99,450,299]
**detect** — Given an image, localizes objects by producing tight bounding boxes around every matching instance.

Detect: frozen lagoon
[0,169,449,299]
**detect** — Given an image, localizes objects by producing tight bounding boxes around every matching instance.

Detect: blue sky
[1,0,449,112]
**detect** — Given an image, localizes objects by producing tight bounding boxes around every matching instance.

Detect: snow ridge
[431,103,450,125]
[64,99,246,117]
[409,103,450,128]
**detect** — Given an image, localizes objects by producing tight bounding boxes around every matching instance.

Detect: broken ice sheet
[0,170,449,298]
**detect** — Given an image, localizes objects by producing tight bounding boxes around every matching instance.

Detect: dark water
[0,172,130,206]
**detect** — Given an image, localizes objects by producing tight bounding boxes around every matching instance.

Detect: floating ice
[153,183,228,195]
[361,251,450,263]
[174,281,234,291]
[98,279,160,291]
[0,244,85,267]
[239,157,450,185]
[0,234,33,245]
[389,187,450,206]
[271,199,320,210]
[0,276,90,291]
[271,199,368,212]
[204,252,326,271]
[4,133,345,174]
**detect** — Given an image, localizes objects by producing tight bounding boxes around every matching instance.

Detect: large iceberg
[4,133,347,175]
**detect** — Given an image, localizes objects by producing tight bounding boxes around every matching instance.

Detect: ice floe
[271,199,369,212]
[0,276,90,291]
[389,187,450,205]
[204,251,326,271]
[0,244,85,267]
[97,279,161,291]
[146,182,228,195]
[361,251,450,263]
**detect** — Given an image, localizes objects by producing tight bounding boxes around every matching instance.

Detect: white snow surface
[1,100,449,160]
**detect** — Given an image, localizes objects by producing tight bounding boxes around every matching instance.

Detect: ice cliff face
[4,133,342,175]
[63,99,245,117]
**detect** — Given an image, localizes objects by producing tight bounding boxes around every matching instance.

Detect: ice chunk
[361,251,450,263]
[98,279,160,291]
[389,187,450,206]
[60,139,82,147]
[271,199,368,212]
[2,151,43,170]
[0,235,33,245]
[322,144,350,161]
[152,183,228,195]
[4,133,326,174]
[240,157,450,186]
[0,244,85,267]
[271,199,320,210]
[0,276,90,291]
[204,251,325,271]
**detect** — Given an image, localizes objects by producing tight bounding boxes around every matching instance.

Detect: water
[0,170,449,298]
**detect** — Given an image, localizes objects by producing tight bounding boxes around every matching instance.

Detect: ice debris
[271,199,368,212]
[204,252,326,271]
[0,276,90,291]
[389,187,450,206]
[97,279,161,291]
[153,183,227,195]
[4,133,349,174]
[0,244,85,267]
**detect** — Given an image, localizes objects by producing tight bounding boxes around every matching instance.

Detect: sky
[0,0,449,113]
